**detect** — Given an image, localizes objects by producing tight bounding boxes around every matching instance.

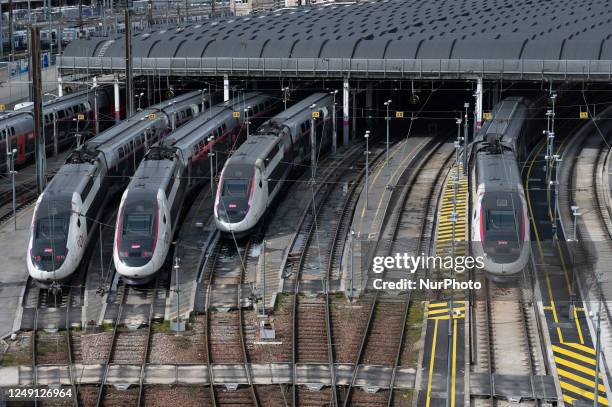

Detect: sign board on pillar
[232,111,240,118]
[77,113,85,120]
[312,111,320,118]
[483,112,492,120]
[579,111,588,119]
[148,113,156,120]
[0,104,5,112]
[395,111,404,118]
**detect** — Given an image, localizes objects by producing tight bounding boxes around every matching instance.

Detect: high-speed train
[114,93,279,284]
[471,97,532,279]
[0,86,113,173]
[27,90,211,286]
[215,93,332,237]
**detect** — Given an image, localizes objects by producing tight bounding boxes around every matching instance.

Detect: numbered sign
[232,111,240,118]
[77,113,85,120]
[0,104,5,112]
[579,111,588,119]
[148,113,156,120]
[395,111,404,118]
[312,111,320,118]
[483,112,492,120]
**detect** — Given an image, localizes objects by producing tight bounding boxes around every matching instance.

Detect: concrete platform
[340,136,433,296]
[0,204,33,338]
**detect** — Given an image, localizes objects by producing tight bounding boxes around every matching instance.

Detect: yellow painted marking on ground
[545,273,564,343]
[427,306,466,316]
[426,319,439,407]
[563,394,577,404]
[563,343,596,355]
[558,369,606,392]
[560,381,608,405]
[429,314,465,321]
[554,357,601,377]
[428,301,466,308]
[553,345,596,365]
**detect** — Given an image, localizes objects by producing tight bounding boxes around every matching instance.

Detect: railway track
[204,235,259,405]
[338,137,453,406]
[95,274,156,407]
[284,142,377,406]
[556,107,612,389]
[472,275,544,407]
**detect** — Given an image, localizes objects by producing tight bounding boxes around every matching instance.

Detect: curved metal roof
[65,0,612,60]
[59,0,612,80]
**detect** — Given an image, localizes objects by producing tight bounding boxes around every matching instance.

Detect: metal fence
[57,56,612,81]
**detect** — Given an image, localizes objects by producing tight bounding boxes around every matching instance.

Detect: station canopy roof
[60,0,612,80]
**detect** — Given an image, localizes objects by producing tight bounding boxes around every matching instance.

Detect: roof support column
[475,77,483,131]
[223,75,229,102]
[352,89,356,140]
[114,77,121,123]
[343,78,349,145]
[58,76,63,97]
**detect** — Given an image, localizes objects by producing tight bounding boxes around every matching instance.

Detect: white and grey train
[471,97,533,279]
[0,86,113,172]
[114,93,279,284]
[27,90,210,286]
[214,92,333,237]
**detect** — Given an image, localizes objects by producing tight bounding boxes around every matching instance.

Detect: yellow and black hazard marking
[553,342,609,406]
[435,166,468,258]
[427,301,466,320]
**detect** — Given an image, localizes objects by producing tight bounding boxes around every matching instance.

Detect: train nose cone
[217,198,249,223]
[119,241,154,267]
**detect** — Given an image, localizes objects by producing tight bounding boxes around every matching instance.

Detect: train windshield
[123,213,153,236]
[486,210,516,231]
[36,217,68,239]
[222,179,250,197]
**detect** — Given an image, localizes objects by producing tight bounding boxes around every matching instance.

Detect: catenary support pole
[365,82,373,129]
[93,77,100,135]
[31,26,46,194]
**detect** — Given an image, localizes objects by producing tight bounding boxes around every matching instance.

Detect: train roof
[156,92,272,162]
[227,135,279,167]
[128,160,175,193]
[476,97,527,146]
[43,163,94,197]
[476,151,522,192]
[266,92,330,126]
[81,90,203,152]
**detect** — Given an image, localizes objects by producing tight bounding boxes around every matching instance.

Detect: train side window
[265,144,279,167]
[82,177,94,200]
[165,175,175,198]
[58,110,65,119]
[10,128,15,136]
